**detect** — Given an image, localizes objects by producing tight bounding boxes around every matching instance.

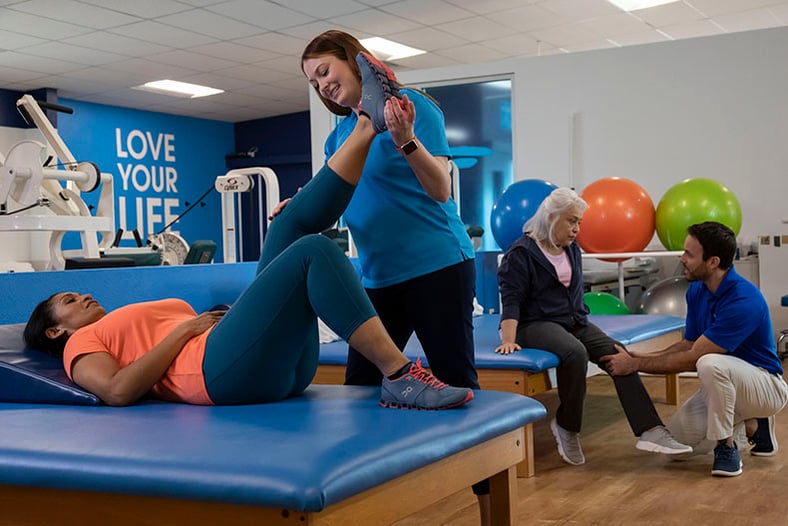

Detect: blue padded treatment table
[317,312,685,477]
[0,264,548,525]
[0,385,546,526]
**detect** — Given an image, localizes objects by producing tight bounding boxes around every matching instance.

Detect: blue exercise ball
[491,179,558,250]
[636,277,689,318]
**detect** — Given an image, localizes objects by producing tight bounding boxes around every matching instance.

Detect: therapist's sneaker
[749,416,778,456]
[712,442,743,477]
[380,359,473,410]
[636,426,693,454]
[550,418,586,465]
[355,51,400,133]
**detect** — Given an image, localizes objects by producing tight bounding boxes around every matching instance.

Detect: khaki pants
[669,354,788,454]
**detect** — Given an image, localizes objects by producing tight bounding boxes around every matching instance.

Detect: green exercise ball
[655,178,742,251]
[583,291,630,315]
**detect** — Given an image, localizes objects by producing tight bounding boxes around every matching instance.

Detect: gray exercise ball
[635,276,689,318]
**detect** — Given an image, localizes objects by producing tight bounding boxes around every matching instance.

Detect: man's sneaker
[550,418,585,465]
[380,359,473,410]
[711,442,742,477]
[636,425,693,454]
[749,416,778,456]
[355,51,400,133]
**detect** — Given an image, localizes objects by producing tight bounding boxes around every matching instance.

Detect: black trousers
[345,258,479,390]
[516,320,663,435]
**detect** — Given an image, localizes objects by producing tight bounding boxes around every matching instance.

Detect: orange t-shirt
[63,299,213,405]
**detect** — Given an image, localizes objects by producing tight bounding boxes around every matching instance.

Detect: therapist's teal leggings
[202,166,376,404]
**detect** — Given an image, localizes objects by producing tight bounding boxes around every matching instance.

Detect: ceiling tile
[659,19,728,40]
[687,0,785,17]
[433,42,510,62]
[8,0,142,28]
[380,0,476,25]
[0,8,93,40]
[383,27,467,52]
[146,49,242,72]
[328,8,424,36]
[286,0,368,18]
[0,50,84,75]
[485,4,566,32]
[62,31,173,58]
[0,63,47,82]
[77,0,190,17]
[0,29,46,50]
[630,1,706,27]
[190,41,275,64]
[232,32,307,57]
[539,0,622,22]
[156,9,265,40]
[109,21,218,48]
[18,41,127,66]
[712,7,785,31]
[438,16,519,41]
[205,0,315,30]
[444,0,541,15]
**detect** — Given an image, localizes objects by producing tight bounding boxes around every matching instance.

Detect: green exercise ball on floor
[583,291,630,315]
[655,178,742,251]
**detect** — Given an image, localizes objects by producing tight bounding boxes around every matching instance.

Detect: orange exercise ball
[577,178,655,261]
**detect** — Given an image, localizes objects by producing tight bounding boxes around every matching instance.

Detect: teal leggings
[203,166,376,404]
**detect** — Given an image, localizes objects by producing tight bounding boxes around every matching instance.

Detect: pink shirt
[63,299,213,405]
[538,244,573,288]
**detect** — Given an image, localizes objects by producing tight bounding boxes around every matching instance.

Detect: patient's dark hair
[24,294,68,358]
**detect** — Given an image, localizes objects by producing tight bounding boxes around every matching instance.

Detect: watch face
[401,139,418,155]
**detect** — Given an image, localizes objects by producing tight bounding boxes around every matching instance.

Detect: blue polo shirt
[685,267,782,375]
[324,88,474,289]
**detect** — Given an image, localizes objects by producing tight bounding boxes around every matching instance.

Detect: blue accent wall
[57,99,234,259]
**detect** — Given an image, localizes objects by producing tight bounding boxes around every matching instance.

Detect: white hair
[523,187,587,247]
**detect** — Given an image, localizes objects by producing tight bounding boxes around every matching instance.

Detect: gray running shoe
[355,51,400,133]
[380,359,473,410]
[637,425,693,454]
[550,418,585,465]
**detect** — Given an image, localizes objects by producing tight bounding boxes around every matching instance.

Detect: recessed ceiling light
[134,80,224,98]
[606,0,679,11]
[360,37,425,61]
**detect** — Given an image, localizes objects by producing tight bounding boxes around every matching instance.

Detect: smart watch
[398,138,418,155]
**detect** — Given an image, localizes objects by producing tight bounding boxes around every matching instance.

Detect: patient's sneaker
[636,425,693,454]
[550,418,585,465]
[355,51,400,133]
[380,359,473,410]
[711,441,742,477]
[749,416,778,456]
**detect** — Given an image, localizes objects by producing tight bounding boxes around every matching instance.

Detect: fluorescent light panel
[136,80,223,98]
[360,37,425,61]
[606,0,679,11]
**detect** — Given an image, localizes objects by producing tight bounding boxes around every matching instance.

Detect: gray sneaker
[355,51,400,133]
[637,425,693,454]
[380,359,473,410]
[550,418,585,465]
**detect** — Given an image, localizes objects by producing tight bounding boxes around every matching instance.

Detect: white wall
[310,26,788,249]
